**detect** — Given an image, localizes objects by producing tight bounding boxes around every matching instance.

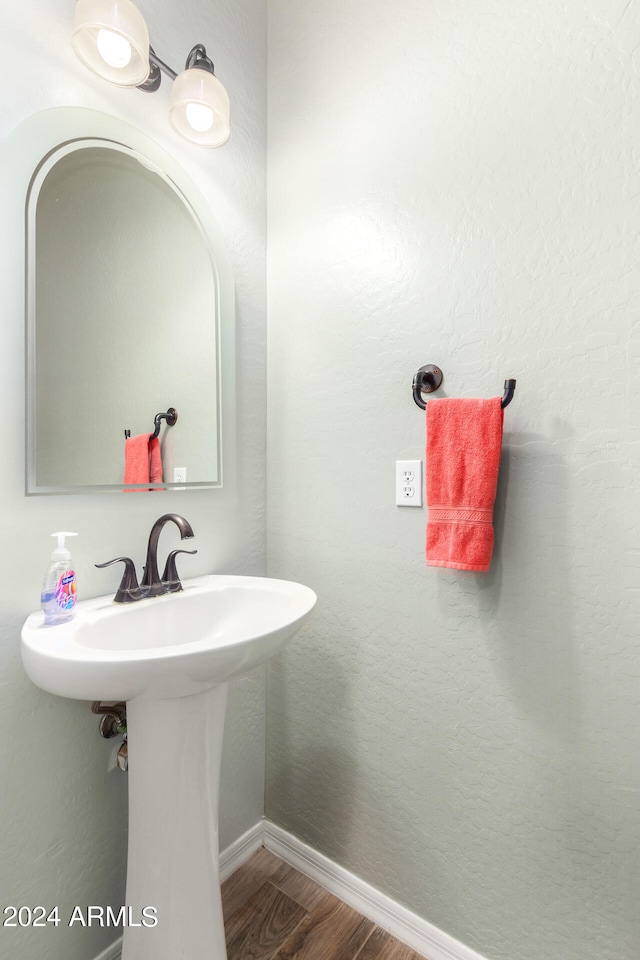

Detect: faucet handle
[161,549,197,593]
[95,556,145,603]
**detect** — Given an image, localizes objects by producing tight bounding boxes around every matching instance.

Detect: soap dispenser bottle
[41,532,78,626]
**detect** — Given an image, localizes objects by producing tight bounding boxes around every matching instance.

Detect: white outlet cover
[395,460,423,507]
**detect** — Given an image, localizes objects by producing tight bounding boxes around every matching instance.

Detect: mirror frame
[0,107,235,496]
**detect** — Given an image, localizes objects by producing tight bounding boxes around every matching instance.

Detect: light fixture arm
[137,47,174,92]
[185,44,216,74]
[150,47,178,81]
[139,44,216,93]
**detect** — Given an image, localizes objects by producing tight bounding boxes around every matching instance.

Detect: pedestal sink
[21,574,316,960]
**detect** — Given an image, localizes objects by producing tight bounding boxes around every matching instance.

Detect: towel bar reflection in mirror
[124,407,178,441]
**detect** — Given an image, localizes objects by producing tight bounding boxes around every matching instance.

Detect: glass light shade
[72,0,150,86]
[169,69,230,147]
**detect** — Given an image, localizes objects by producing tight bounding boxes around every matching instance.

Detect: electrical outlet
[395,460,423,506]
[173,467,187,484]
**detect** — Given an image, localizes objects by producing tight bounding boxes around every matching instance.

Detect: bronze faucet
[96,514,196,602]
[140,514,196,597]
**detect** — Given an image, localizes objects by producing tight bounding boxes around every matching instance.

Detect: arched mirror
[5,108,234,494]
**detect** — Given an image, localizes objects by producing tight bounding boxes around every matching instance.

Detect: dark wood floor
[221,847,426,960]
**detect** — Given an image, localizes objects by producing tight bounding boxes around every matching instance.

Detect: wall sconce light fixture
[72,0,230,147]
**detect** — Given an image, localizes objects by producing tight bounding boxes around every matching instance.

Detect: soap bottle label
[55,570,77,611]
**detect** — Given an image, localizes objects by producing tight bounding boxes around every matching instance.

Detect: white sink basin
[21,572,316,960]
[21,573,317,702]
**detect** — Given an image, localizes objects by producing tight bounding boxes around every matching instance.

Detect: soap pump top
[50,531,77,560]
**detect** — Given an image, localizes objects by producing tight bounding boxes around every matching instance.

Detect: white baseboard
[263,821,490,960]
[92,938,122,960]
[91,819,489,960]
[219,820,265,882]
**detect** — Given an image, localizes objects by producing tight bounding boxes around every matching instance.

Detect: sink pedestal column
[121,683,229,960]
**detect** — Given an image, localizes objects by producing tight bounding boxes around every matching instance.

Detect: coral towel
[426,397,504,572]
[149,437,163,485]
[124,433,163,489]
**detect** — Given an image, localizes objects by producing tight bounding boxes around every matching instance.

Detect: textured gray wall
[0,1,266,958]
[266,2,640,959]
